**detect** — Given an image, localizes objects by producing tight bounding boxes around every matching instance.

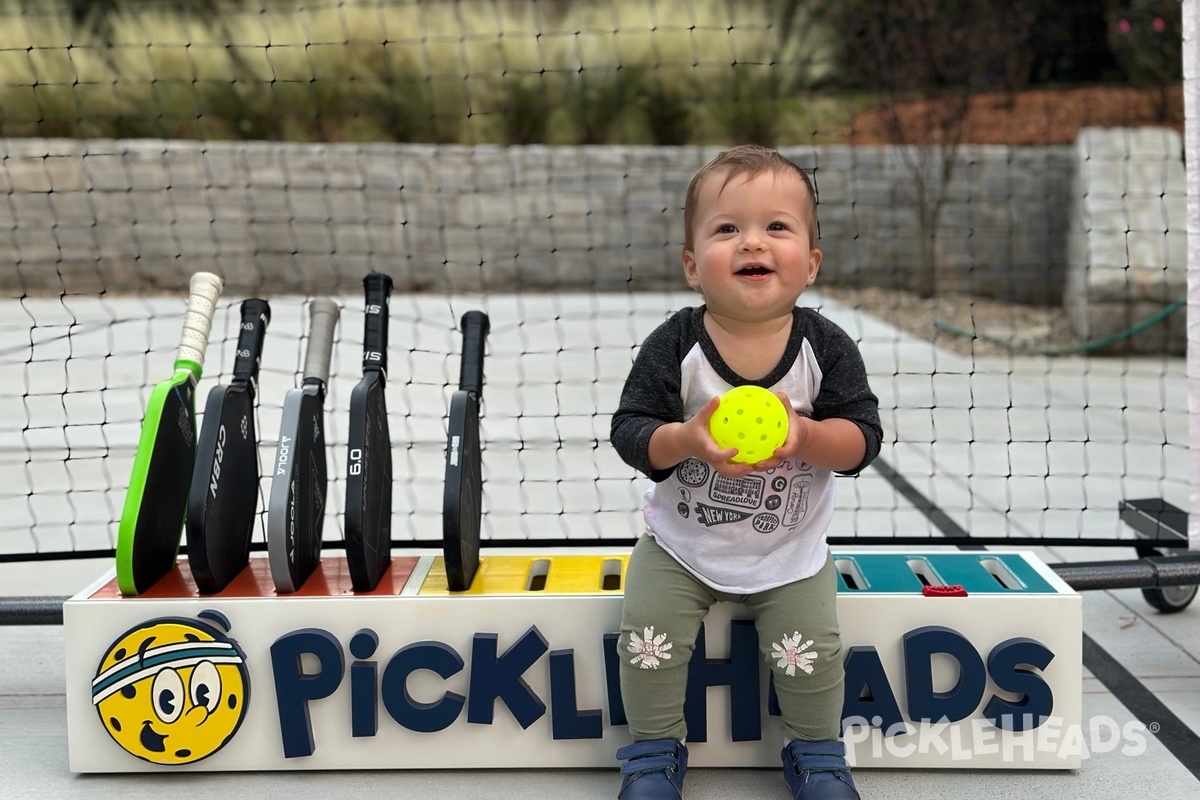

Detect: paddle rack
[64,550,1081,772]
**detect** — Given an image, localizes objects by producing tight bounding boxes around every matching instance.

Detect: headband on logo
[92,640,243,705]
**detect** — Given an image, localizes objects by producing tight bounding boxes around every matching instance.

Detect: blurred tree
[62,0,225,27]
[799,0,1037,94]
[1105,0,1183,120]
[1028,0,1120,83]
[65,0,231,33]
[1105,0,1182,84]
[794,0,1039,296]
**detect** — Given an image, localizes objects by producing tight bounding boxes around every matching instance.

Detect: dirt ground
[844,85,1183,146]
[815,285,1085,358]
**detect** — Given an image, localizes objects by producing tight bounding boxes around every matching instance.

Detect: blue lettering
[602,633,627,726]
[684,620,760,743]
[904,626,987,723]
[467,627,549,729]
[380,641,465,733]
[983,637,1055,731]
[270,628,345,758]
[349,629,379,738]
[263,623,1059,748]
[841,645,905,735]
[549,649,603,739]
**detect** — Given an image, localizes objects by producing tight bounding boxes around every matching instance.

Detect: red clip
[922,584,968,597]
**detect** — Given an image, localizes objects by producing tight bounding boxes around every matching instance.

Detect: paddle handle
[304,300,340,387]
[458,311,490,396]
[362,272,393,375]
[233,299,271,392]
[176,272,223,376]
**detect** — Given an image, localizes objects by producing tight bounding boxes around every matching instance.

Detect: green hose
[932,296,1186,356]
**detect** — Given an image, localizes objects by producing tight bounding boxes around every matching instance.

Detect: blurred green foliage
[1105,0,1182,85]
[0,0,847,144]
[0,0,1180,144]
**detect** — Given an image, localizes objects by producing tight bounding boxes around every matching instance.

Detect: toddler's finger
[712,445,739,463]
[696,394,722,425]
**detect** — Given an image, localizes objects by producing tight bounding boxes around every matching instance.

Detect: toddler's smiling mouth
[737,265,772,276]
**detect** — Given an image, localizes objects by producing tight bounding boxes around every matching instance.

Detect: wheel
[1140,584,1198,613]
[1136,546,1198,613]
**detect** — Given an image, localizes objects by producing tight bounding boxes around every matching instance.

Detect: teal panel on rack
[924,554,1057,594]
[832,553,1061,594]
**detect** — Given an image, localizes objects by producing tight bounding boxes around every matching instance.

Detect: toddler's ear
[682,250,702,290]
[806,248,822,284]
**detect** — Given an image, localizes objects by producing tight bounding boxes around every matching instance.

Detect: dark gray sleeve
[610,315,688,482]
[808,314,883,476]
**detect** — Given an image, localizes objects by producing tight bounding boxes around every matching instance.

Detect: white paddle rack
[65,550,1081,773]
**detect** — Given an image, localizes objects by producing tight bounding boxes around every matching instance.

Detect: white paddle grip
[177,272,223,369]
[305,299,340,385]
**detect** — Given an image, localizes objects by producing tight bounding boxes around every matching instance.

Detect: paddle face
[186,382,258,594]
[116,373,197,596]
[442,389,481,592]
[267,385,328,593]
[344,272,393,591]
[345,371,392,591]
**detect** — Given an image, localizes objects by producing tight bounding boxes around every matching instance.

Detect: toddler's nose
[738,230,766,250]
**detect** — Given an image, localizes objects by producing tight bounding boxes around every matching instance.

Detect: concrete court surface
[1,290,1198,798]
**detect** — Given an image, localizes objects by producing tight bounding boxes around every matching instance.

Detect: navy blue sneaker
[781,739,860,800]
[616,738,688,799]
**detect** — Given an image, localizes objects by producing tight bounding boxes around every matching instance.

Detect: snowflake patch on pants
[773,631,817,676]
[627,626,673,669]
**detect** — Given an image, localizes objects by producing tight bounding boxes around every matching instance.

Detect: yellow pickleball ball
[708,385,789,464]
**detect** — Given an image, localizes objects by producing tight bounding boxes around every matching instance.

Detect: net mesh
[0,0,1189,559]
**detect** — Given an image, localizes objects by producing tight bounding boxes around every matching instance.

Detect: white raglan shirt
[611,305,882,594]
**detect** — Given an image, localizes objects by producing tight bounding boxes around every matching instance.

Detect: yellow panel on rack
[419,554,629,596]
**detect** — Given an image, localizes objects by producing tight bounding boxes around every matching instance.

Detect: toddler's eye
[716,224,736,234]
[768,221,787,231]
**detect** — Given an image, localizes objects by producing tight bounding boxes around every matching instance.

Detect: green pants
[618,536,843,742]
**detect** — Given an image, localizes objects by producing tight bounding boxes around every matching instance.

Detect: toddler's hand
[760,391,807,468]
[689,395,756,478]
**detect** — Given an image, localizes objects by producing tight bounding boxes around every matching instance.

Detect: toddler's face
[683,169,821,324]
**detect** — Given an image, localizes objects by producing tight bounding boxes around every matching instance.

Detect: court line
[1082,633,1200,779]
[869,458,983,549]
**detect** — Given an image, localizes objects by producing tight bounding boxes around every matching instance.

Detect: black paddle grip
[362,272,393,374]
[233,299,271,392]
[458,311,490,396]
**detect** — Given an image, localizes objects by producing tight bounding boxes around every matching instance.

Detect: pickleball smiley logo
[91,610,249,765]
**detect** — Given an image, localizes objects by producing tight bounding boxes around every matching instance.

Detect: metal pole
[1050,554,1200,591]
[0,597,67,625]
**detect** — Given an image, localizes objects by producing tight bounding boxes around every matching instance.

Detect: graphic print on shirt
[676,458,710,487]
[783,474,813,526]
[677,457,813,532]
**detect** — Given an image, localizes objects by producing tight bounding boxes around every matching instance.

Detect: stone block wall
[1063,128,1187,354]
[6,134,1189,356]
[1,139,1075,306]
